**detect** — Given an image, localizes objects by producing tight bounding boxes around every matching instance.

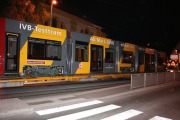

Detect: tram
[0,18,166,79]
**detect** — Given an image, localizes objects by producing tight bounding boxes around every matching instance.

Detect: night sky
[56,0,179,56]
[0,0,179,56]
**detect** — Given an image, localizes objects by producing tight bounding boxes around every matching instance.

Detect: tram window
[151,54,155,64]
[28,38,61,60]
[158,57,163,65]
[138,53,144,64]
[46,41,61,60]
[122,51,133,63]
[75,41,88,62]
[105,48,114,63]
[28,38,45,59]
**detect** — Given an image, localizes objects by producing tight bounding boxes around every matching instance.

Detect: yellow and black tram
[0,18,166,81]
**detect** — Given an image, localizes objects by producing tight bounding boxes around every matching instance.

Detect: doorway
[91,45,103,72]
[5,33,19,73]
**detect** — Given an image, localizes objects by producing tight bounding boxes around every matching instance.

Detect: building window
[44,20,49,26]
[80,29,85,33]
[105,48,114,63]
[60,22,66,29]
[85,28,90,34]
[52,18,57,27]
[75,41,88,62]
[28,38,61,60]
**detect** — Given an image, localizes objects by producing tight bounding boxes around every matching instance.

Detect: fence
[131,72,180,89]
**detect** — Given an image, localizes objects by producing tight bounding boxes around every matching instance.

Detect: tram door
[145,53,155,72]
[5,33,19,74]
[91,45,103,72]
[145,54,150,72]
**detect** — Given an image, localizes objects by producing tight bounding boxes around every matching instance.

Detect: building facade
[167,42,180,70]
[45,4,107,37]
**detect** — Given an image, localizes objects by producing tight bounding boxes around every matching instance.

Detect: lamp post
[178,50,180,70]
[50,0,57,26]
[175,49,180,70]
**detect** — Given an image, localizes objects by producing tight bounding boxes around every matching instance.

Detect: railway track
[0,79,130,99]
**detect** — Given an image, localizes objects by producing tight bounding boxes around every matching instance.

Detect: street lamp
[50,0,57,26]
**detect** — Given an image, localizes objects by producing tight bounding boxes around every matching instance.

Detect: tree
[0,0,50,25]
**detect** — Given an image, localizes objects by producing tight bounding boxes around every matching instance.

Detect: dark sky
[52,0,179,55]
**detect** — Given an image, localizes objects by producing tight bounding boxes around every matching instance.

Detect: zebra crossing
[35,100,172,120]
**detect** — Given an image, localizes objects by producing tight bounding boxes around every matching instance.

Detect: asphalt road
[1,80,180,120]
[0,79,130,99]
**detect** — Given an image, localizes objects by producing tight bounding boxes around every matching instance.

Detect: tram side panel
[0,18,5,76]
[137,47,157,73]
[90,35,116,73]
[114,41,120,73]
[70,32,116,74]
[117,41,136,73]
[4,18,68,77]
[137,46,146,73]
[70,32,91,74]
[144,48,156,73]
[66,31,72,75]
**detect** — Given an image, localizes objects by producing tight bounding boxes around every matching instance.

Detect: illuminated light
[50,0,57,26]
[170,70,173,72]
[52,0,57,5]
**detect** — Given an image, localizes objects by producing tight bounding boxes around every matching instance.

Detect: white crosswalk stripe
[35,100,103,115]
[47,104,121,120]
[35,100,173,120]
[101,109,143,120]
[149,116,172,120]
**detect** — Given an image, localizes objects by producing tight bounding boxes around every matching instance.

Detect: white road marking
[47,104,121,120]
[101,109,143,120]
[35,99,172,120]
[149,116,172,120]
[35,100,103,115]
